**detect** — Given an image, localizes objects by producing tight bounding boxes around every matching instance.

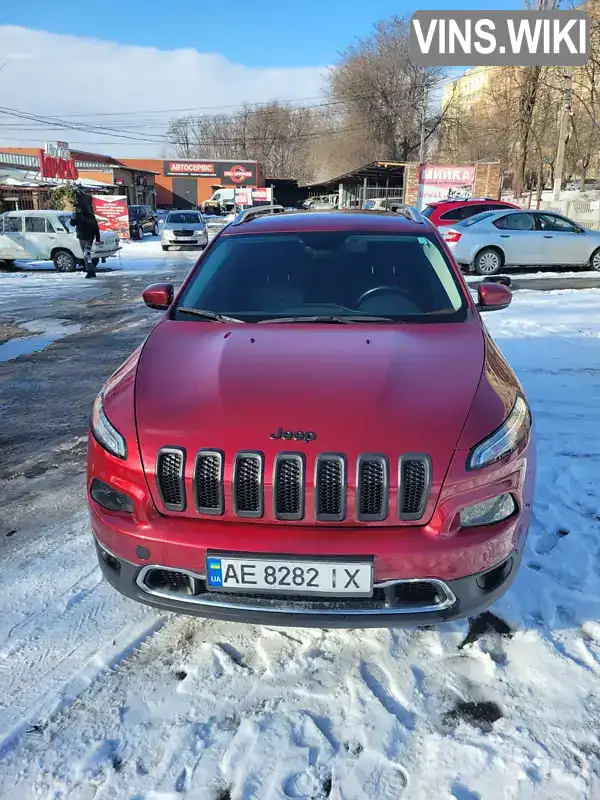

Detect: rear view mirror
[476,282,512,312]
[143,282,174,310]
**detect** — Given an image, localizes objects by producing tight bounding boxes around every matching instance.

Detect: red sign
[92,194,130,240]
[224,164,253,183]
[252,187,272,202]
[417,163,476,208]
[39,149,78,181]
[234,187,252,206]
[166,161,216,176]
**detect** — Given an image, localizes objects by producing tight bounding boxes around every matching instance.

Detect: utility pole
[553,66,573,201]
[419,87,428,163]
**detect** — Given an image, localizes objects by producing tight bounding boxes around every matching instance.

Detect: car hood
[135,319,485,518]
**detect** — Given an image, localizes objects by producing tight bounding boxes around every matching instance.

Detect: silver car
[161,210,208,251]
[443,209,600,275]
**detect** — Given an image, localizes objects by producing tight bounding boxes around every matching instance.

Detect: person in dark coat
[70,187,101,278]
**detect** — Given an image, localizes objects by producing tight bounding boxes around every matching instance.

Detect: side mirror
[476,281,512,312]
[143,282,174,310]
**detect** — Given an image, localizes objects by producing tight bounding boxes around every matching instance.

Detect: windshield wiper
[258,315,396,324]
[177,307,246,323]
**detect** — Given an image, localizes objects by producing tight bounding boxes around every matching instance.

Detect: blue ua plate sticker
[206,557,223,587]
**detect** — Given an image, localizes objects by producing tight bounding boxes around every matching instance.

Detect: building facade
[0,147,157,207]
[120,158,266,209]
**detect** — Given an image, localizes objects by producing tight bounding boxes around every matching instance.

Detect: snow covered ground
[1,262,600,797]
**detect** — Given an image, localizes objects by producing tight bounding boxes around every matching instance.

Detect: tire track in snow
[0,513,167,758]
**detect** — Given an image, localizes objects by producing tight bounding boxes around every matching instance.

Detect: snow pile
[0,289,599,798]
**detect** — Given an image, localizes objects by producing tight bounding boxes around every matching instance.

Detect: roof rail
[232,204,285,225]
[396,205,427,224]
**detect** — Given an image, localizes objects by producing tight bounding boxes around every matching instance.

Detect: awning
[303,160,408,191]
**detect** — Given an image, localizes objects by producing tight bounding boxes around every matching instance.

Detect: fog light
[90,478,133,513]
[460,493,516,528]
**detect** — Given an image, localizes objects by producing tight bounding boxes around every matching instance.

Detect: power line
[0,79,448,142]
[2,124,367,148]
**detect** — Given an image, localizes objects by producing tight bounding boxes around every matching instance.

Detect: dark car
[423,198,519,228]
[128,205,159,239]
[88,208,535,628]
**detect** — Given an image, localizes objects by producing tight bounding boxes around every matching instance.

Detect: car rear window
[439,207,465,221]
[175,231,467,323]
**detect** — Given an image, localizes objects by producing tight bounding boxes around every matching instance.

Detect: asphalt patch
[443,700,503,732]
[459,612,513,649]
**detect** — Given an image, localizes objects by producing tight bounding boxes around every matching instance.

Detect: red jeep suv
[423,198,519,227]
[88,208,535,628]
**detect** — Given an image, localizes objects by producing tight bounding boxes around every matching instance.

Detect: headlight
[460,493,516,528]
[467,395,530,470]
[91,392,127,459]
[194,229,206,236]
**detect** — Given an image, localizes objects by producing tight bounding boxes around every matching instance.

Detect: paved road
[0,257,194,503]
[466,270,600,291]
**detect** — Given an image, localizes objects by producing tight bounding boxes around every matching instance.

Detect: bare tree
[327,16,450,165]
[166,102,319,182]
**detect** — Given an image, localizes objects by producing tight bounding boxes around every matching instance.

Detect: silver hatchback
[161,210,208,251]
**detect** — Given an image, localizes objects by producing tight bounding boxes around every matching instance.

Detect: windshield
[174,231,467,323]
[422,206,435,218]
[166,212,203,225]
[457,211,496,227]
[128,206,140,218]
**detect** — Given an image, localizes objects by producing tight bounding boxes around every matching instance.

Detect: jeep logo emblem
[270,427,316,443]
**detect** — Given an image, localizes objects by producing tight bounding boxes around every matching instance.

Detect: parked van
[0,210,120,271]
[202,188,236,215]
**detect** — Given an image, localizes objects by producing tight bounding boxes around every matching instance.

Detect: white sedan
[442,209,600,275]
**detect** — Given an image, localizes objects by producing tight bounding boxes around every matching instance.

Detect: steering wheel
[356,286,414,306]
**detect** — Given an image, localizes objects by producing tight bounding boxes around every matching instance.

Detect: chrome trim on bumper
[134,563,457,616]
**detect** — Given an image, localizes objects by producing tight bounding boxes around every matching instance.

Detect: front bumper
[161,232,208,246]
[88,425,535,628]
[94,535,524,627]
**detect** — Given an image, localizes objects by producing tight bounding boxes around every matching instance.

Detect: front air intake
[233,452,263,517]
[194,450,224,515]
[274,454,305,520]
[399,455,431,520]
[357,455,388,521]
[315,455,346,521]
[156,448,186,511]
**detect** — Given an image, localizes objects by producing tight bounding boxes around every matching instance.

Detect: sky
[0,0,525,158]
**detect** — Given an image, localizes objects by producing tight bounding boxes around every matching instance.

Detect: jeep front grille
[274,454,304,520]
[399,455,431,519]
[156,448,185,511]
[194,450,224,514]
[157,448,430,522]
[315,455,345,521]
[233,452,263,517]
[357,455,388,521]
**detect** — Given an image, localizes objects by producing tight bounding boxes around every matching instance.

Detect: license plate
[206,554,373,597]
